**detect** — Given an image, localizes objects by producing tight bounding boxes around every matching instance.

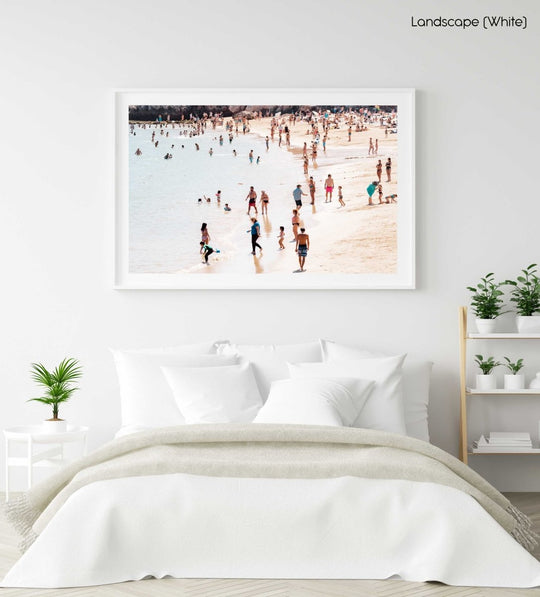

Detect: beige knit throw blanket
[6,424,537,553]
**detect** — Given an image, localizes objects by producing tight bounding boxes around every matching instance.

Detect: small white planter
[42,419,67,434]
[476,318,497,334]
[504,374,525,390]
[516,315,540,334]
[529,372,540,389]
[476,374,497,391]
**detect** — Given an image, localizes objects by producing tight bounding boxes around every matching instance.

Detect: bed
[3,340,540,589]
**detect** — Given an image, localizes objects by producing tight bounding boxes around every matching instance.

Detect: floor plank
[1,493,539,596]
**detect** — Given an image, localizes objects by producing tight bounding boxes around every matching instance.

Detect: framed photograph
[115,89,415,289]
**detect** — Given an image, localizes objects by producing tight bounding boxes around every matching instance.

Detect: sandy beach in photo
[128,106,399,276]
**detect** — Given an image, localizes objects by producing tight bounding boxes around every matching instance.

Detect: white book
[489,432,531,441]
[472,447,540,453]
[474,435,532,448]
[488,433,532,446]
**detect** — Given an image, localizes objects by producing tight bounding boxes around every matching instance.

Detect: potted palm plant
[503,357,525,390]
[467,273,506,333]
[474,354,500,390]
[504,264,540,333]
[28,357,82,432]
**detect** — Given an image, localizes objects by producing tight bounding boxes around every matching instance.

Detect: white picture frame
[115,88,415,289]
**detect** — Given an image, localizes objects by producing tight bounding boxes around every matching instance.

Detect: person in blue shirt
[366,180,379,206]
[292,184,306,209]
[249,217,262,255]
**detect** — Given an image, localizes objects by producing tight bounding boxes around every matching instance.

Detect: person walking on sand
[324,174,334,202]
[366,181,378,206]
[293,184,306,209]
[265,136,269,150]
[278,226,285,250]
[376,159,383,182]
[246,186,258,215]
[201,222,210,244]
[249,217,262,255]
[338,185,345,207]
[260,190,269,215]
[249,149,254,164]
[368,138,374,155]
[200,241,214,265]
[295,227,310,272]
[303,156,309,175]
[375,139,379,155]
[386,157,392,182]
[291,209,300,243]
[308,176,316,204]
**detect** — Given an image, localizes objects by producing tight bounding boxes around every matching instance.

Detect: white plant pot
[42,419,67,433]
[476,318,497,334]
[529,372,540,389]
[516,315,540,334]
[476,374,497,391]
[504,374,525,390]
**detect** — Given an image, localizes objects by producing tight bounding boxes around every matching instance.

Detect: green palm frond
[30,362,55,387]
[53,358,82,385]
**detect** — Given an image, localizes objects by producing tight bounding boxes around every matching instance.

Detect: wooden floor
[1,493,540,596]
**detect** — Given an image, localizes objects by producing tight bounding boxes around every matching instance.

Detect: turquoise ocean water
[128,123,311,273]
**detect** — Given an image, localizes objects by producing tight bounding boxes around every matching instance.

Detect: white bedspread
[3,473,540,588]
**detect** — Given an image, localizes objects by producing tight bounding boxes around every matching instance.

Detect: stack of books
[473,432,535,453]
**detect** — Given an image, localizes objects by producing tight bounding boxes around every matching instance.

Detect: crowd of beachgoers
[129,105,399,275]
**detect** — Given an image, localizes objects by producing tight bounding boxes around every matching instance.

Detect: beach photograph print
[115,90,415,289]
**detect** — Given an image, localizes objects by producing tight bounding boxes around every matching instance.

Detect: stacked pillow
[162,360,262,424]
[319,339,433,441]
[288,354,407,435]
[254,377,374,427]
[111,339,432,441]
[111,342,242,433]
[216,341,323,399]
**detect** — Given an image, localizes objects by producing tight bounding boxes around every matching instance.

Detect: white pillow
[216,341,322,399]
[253,377,374,426]
[162,360,263,424]
[320,340,432,441]
[288,355,407,435]
[111,347,237,429]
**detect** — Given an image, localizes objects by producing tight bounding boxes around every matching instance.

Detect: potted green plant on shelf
[28,357,82,433]
[504,264,540,333]
[474,354,500,390]
[503,357,525,390]
[467,273,506,334]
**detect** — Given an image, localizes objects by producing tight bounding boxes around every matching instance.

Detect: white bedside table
[4,425,88,501]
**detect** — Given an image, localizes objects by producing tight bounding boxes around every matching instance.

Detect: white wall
[1,0,539,491]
